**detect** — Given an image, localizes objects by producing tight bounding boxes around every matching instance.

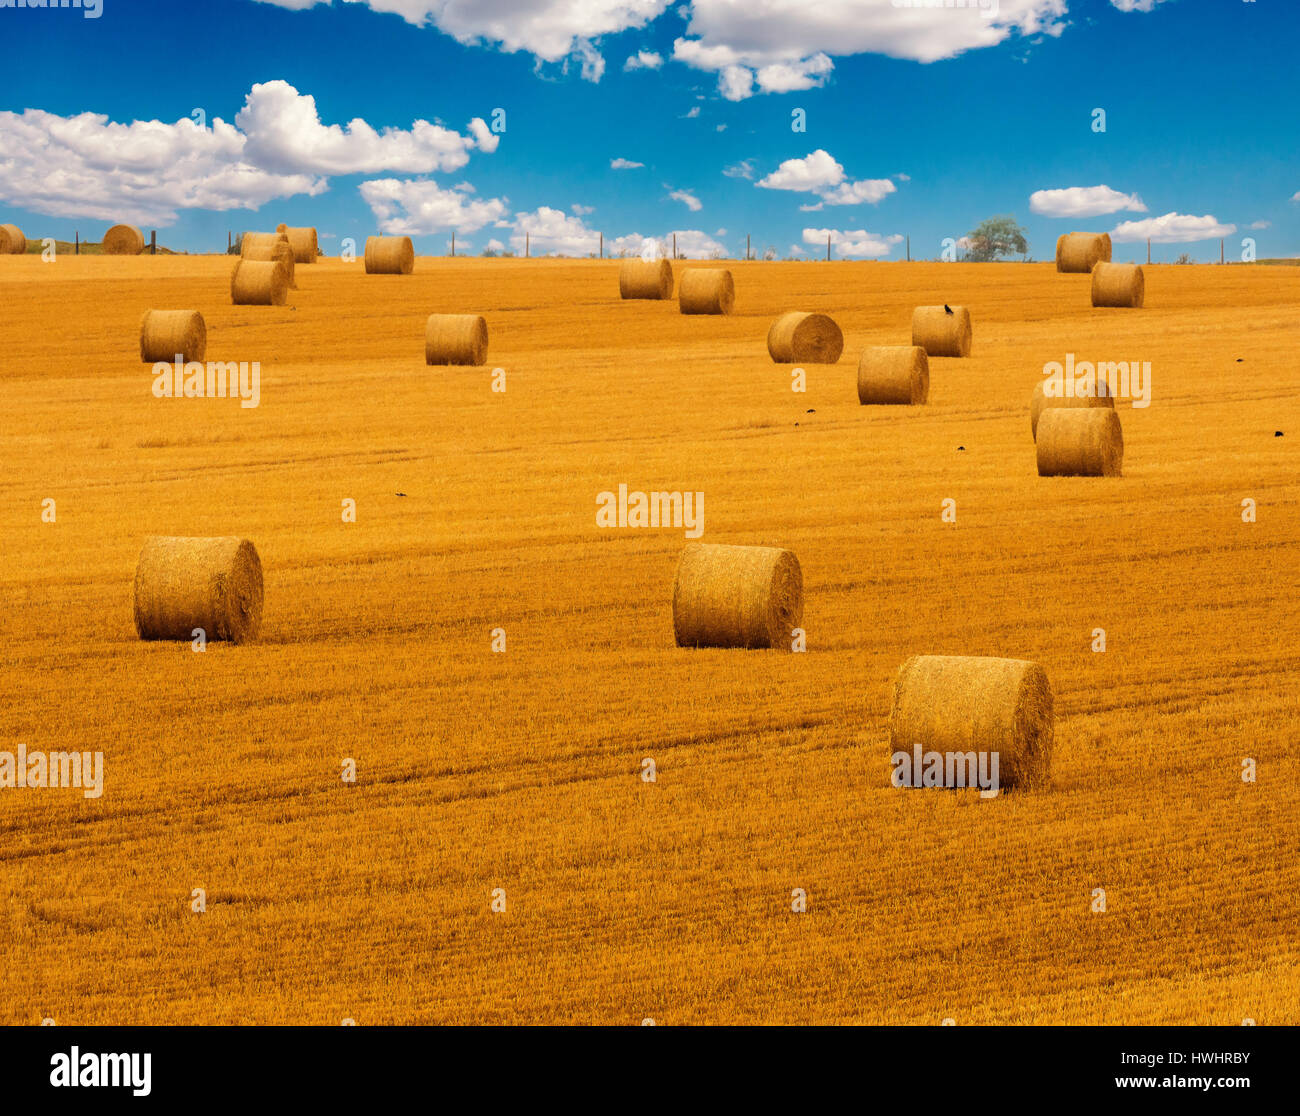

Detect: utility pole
[525,232,529,258]
[451,231,455,257]
[673,233,677,259]
[226,230,231,253]
[75,231,80,256]
[746,234,750,261]
[1220,238,1225,265]
[599,232,603,258]
[150,230,157,255]
[1147,238,1151,265]
[826,233,831,261]
[906,235,910,262]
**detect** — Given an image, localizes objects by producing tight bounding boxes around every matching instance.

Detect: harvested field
[0,256,1297,1025]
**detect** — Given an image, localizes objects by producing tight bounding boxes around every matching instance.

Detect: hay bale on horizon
[230,259,288,306]
[1091,261,1145,308]
[1056,232,1112,273]
[1036,408,1124,476]
[619,258,673,299]
[672,543,803,650]
[889,655,1054,790]
[1030,378,1114,440]
[241,232,296,288]
[857,346,929,405]
[426,314,488,365]
[0,223,25,254]
[912,305,971,357]
[365,236,414,275]
[133,536,263,644]
[678,268,734,315]
[139,310,206,364]
[276,224,318,263]
[102,224,145,255]
[767,312,843,363]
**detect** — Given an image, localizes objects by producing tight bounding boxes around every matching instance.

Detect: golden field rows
[0,256,1297,1024]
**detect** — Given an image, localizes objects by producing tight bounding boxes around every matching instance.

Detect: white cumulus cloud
[1029,184,1147,218]
[359,178,509,234]
[803,227,902,258]
[624,50,663,70]
[511,205,601,254]
[758,149,895,207]
[1110,212,1237,244]
[611,157,645,169]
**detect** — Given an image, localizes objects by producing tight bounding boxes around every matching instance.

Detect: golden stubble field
[0,255,1296,1025]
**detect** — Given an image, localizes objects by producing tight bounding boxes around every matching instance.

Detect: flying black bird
[944,304,954,315]
[395,492,407,497]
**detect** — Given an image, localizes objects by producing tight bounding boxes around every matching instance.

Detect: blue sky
[1,0,1294,260]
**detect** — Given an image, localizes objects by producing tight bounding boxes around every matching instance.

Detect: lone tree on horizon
[964,215,1029,262]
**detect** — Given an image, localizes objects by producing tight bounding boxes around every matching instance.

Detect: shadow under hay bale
[672,542,803,650]
[889,654,1054,790]
[1036,407,1124,476]
[767,312,843,363]
[139,310,206,364]
[618,258,673,299]
[857,345,929,405]
[365,236,414,275]
[133,536,263,644]
[678,268,734,315]
[912,305,971,357]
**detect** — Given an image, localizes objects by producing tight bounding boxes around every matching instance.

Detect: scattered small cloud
[571,203,595,215]
[681,106,701,119]
[1247,220,1270,230]
[723,159,755,180]
[668,188,703,212]
[610,157,644,169]
[758,149,895,207]
[624,50,663,71]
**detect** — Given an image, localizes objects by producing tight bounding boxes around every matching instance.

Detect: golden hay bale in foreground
[889,655,1054,790]
[133,536,263,644]
[241,233,296,288]
[277,224,318,263]
[767,312,843,363]
[1091,262,1145,308]
[1036,408,1124,476]
[426,314,488,365]
[672,543,803,650]
[1056,232,1112,273]
[618,258,673,299]
[365,236,415,275]
[102,224,145,255]
[911,305,971,357]
[857,345,930,405]
[139,310,206,364]
[1030,378,1115,440]
[678,268,734,315]
[0,223,25,254]
[230,259,288,306]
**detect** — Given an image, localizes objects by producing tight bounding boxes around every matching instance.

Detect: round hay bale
[426,314,488,365]
[139,310,206,364]
[364,236,414,275]
[230,259,288,306]
[678,268,734,315]
[857,346,930,405]
[672,543,803,650]
[240,233,296,288]
[277,224,318,263]
[1056,232,1112,273]
[1030,378,1114,440]
[619,258,673,299]
[911,305,971,357]
[889,655,1054,790]
[767,312,843,363]
[1036,408,1124,477]
[0,223,26,254]
[102,224,145,255]
[133,536,263,644]
[1091,261,1144,308]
